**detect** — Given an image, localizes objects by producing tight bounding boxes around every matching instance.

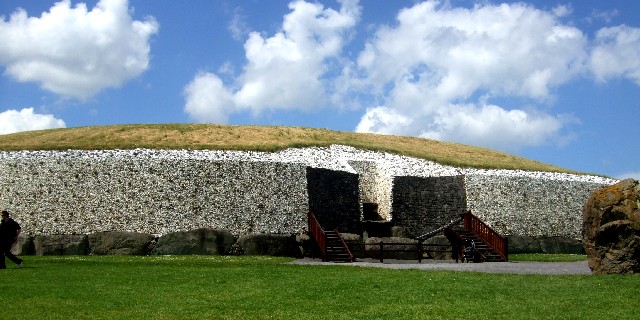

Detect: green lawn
[1,256,638,319]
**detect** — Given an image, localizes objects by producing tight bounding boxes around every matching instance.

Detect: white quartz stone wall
[464,172,614,238]
[0,146,618,239]
[0,150,308,236]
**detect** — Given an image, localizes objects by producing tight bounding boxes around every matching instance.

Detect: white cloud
[590,25,640,85]
[228,9,250,41]
[418,103,576,151]
[0,0,158,100]
[0,108,66,134]
[357,1,586,99]
[552,5,572,18]
[356,102,575,152]
[355,106,413,136]
[183,72,235,123]
[184,0,360,122]
[352,1,586,151]
[587,9,619,24]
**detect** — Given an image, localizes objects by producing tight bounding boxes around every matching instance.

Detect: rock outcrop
[582,179,640,274]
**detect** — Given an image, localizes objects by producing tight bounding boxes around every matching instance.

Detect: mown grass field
[1,255,638,320]
[0,124,576,173]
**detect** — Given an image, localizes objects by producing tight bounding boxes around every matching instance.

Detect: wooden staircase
[451,229,505,262]
[444,211,508,262]
[308,211,354,262]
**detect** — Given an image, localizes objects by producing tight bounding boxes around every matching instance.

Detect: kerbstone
[34,234,89,255]
[88,231,155,255]
[238,233,301,257]
[152,228,235,255]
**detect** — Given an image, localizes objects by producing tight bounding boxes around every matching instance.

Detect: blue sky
[1,0,638,179]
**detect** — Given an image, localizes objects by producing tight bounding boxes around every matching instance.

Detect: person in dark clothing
[0,210,23,269]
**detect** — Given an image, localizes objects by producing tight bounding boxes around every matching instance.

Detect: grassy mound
[0,123,572,172]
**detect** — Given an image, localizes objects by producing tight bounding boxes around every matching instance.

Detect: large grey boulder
[88,231,155,255]
[238,233,301,257]
[582,179,640,274]
[34,234,89,255]
[152,228,235,255]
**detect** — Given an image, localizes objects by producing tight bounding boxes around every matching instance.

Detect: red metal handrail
[462,211,508,261]
[308,210,327,261]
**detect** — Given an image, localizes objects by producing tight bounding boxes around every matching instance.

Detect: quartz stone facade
[464,174,609,238]
[0,147,618,240]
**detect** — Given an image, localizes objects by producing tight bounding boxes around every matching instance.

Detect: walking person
[0,210,23,269]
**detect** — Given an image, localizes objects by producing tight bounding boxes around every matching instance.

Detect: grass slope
[0,124,572,173]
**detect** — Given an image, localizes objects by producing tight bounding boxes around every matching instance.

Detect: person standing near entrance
[0,210,23,269]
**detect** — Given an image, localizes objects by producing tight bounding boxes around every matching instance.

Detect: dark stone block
[238,233,301,257]
[508,235,543,254]
[88,231,155,255]
[34,234,89,255]
[152,228,235,255]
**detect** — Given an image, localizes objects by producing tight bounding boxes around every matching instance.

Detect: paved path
[290,258,592,275]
